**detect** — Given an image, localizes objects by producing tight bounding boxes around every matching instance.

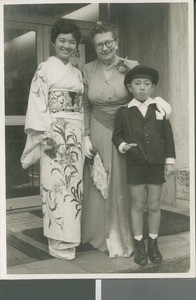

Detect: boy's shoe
[148,237,163,263]
[134,238,148,265]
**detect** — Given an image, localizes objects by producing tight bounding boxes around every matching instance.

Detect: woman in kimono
[21,19,84,260]
[81,22,172,258]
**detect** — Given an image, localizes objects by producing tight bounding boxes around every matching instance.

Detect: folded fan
[88,150,108,200]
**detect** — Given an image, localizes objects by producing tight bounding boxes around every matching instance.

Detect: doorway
[4,7,96,210]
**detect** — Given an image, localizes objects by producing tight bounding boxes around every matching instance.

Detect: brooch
[116,57,130,74]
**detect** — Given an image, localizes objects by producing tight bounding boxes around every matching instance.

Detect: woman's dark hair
[51,19,81,46]
[90,22,119,41]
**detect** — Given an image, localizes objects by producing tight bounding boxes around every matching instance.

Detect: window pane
[4,28,37,115]
[6,126,40,198]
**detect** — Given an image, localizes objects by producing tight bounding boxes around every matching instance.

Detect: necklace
[101,57,119,71]
[102,64,115,71]
[101,57,119,85]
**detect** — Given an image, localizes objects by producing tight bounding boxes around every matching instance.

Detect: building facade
[4,2,190,212]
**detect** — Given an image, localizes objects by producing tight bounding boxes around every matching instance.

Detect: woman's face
[94,31,118,63]
[54,33,77,62]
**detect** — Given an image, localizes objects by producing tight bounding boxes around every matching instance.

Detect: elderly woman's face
[54,33,77,62]
[94,31,118,63]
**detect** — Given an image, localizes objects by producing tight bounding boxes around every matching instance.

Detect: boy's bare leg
[129,184,148,265]
[146,184,163,234]
[129,184,146,236]
[146,184,163,263]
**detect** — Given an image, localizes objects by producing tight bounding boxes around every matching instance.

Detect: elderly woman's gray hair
[90,21,119,41]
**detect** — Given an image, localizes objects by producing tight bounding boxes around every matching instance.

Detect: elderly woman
[21,19,84,260]
[81,22,171,258]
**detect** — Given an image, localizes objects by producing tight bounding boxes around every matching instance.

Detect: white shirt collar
[127,97,155,108]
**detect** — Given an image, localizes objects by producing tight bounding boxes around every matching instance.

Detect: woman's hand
[122,143,137,152]
[84,136,94,158]
[39,129,54,143]
[164,164,175,176]
[154,97,172,120]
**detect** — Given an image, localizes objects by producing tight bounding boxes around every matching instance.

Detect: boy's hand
[164,164,175,176]
[123,143,137,152]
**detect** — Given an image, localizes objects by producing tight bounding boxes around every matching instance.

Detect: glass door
[5,19,96,211]
[5,21,43,210]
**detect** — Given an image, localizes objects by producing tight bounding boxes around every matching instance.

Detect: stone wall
[168,3,189,170]
[162,3,189,209]
[175,169,190,210]
[161,168,190,211]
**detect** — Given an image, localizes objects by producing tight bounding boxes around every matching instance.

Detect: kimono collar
[48,56,73,70]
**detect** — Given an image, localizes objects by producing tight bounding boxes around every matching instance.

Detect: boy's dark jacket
[112,103,176,165]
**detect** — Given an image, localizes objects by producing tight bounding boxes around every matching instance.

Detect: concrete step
[7,232,190,276]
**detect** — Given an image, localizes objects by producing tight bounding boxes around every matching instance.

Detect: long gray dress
[81,57,139,257]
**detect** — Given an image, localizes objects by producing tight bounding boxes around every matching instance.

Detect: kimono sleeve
[82,64,92,136]
[25,62,52,135]
[21,62,52,169]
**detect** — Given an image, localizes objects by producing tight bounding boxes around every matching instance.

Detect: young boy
[112,65,175,265]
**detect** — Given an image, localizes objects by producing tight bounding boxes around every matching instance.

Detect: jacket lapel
[130,106,144,119]
[144,104,156,121]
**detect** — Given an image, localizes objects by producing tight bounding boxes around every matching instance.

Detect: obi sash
[48,90,83,114]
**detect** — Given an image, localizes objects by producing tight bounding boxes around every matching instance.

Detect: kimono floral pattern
[31,64,48,98]
[40,118,83,240]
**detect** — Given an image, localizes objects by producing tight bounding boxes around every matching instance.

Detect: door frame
[5,20,43,128]
[5,20,44,210]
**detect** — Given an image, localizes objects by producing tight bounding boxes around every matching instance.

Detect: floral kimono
[21,56,84,259]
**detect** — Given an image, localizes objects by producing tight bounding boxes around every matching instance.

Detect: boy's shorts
[127,162,166,185]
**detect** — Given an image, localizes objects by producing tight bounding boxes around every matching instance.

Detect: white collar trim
[127,97,155,108]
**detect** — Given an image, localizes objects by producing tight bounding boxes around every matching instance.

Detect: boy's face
[127,78,155,102]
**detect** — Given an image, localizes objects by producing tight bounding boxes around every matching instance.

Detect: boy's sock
[149,233,158,240]
[134,235,143,241]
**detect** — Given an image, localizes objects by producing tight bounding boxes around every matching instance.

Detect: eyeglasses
[95,39,116,51]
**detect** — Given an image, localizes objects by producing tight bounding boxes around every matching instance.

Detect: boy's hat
[124,65,159,86]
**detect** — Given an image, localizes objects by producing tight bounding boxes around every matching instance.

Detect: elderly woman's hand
[84,136,94,159]
[154,97,172,120]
